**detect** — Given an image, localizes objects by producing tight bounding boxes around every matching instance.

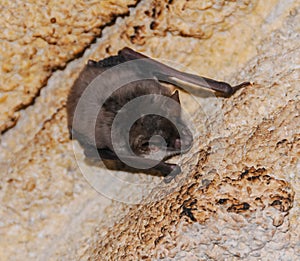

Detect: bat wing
[119,47,251,96]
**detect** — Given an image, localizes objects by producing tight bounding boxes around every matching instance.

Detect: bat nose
[174,138,181,149]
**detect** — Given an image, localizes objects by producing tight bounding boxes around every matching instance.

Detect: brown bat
[67,47,250,182]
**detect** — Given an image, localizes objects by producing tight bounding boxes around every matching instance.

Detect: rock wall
[0,0,299,260]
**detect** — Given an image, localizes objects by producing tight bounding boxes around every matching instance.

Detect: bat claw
[232,81,252,93]
[163,164,181,183]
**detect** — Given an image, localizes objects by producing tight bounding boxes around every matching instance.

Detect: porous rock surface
[0,0,138,133]
[0,0,299,260]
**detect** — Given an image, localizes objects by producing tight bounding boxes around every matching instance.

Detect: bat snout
[174,138,181,150]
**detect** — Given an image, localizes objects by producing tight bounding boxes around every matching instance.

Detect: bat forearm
[119,47,251,96]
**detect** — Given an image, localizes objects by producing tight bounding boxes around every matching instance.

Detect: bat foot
[163,164,181,183]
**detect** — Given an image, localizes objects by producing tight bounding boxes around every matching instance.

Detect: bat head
[128,90,193,159]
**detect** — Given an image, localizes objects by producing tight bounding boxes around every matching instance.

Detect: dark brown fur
[67,47,250,181]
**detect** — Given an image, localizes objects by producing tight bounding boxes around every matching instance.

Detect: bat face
[107,85,193,161]
[129,114,193,159]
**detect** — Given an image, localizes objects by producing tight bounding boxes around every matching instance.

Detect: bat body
[67,47,250,181]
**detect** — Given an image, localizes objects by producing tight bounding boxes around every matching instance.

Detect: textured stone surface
[0,0,299,260]
[0,0,138,133]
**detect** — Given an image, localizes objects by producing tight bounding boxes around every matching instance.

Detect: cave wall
[0,0,299,260]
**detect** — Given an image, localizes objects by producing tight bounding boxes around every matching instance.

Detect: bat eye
[141,141,149,148]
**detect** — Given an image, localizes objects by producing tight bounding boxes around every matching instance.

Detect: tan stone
[0,0,299,260]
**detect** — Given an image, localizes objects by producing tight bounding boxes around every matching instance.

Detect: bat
[67,47,250,182]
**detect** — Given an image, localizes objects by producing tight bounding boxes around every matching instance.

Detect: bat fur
[67,47,250,182]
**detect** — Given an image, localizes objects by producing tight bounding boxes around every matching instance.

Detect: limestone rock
[0,0,299,260]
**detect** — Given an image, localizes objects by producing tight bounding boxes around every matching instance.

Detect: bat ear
[87,60,97,66]
[171,90,180,104]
